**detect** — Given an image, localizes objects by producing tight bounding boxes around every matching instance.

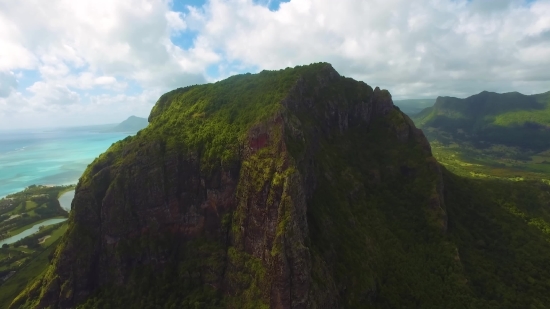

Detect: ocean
[0,126,131,198]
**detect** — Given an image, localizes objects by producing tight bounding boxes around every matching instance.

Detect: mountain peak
[14,63,451,308]
[12,63,550,309]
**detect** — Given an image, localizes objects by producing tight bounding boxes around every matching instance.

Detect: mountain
[393,98,436,116]
[103,116,148,133]
[12,64,550,308]
[414,90,550,151]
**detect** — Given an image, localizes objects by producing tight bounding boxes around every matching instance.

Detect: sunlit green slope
[414,90,550,151]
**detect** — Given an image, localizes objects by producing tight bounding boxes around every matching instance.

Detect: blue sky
[0,0,549,129]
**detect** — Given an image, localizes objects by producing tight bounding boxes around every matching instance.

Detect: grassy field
[0,240,59,309]
[0,222,67,308]
[0,185,73,307]
[9,201,38,216]
[430,140,550,182]
[41,223,67,247]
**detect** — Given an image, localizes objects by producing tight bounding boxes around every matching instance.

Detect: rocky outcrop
[14,63,451,309]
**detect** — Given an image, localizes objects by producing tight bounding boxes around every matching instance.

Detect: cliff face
[14,63,457,308]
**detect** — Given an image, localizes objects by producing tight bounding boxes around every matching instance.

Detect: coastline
[0,183,77,201]
[56,184,77,198]
[0,126,131,199]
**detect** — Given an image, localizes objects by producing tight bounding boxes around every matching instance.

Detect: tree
[2,243,8,249]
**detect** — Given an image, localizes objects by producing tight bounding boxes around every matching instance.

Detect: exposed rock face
[14,63,451,309]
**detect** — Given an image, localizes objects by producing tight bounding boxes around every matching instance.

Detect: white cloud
[0,71,17,98]
[166,11,187,33]
[27,82,80,108]
[0,15,37,71]
[0,0,214,128]
[1,0,550,129]
[187,0,550,98]
[0,87,159,130]
[94,76,117,86]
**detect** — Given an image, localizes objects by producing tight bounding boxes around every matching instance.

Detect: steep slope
[444,173,550,308]
[414,90,550,151]
[12,64,550,309]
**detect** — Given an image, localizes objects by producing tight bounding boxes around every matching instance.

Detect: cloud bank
[0,0,549,129]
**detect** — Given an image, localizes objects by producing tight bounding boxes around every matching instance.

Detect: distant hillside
[414,90,550,151]
[104,116,148,133]
[393,98,436,116]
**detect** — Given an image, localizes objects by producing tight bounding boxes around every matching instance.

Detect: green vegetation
[8,217,65,238]
[444,173,550,307]
[0,185,72,308]
[0,226,67,309]
[427,139,550,181]
[15,64,343,309]
[409,89,550,306]
[304,111,470,308]
[1,185,71,240]
[11,64,550,308]
[414,90,550,152]
[413,90,550,182]
[144,65,329,169]
[74,238,227,309]
[41,224,68,248]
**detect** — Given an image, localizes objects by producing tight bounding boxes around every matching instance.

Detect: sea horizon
[0,125,132,198]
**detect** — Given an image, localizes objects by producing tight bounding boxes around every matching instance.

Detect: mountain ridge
[414,89,550,151]
[12,63,550,309]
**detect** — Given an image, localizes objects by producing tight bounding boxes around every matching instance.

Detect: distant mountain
[393,98,436,116]
[104,116,148,133]
[414,90,550,151]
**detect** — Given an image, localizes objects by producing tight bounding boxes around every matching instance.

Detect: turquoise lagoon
[0,126,131,198]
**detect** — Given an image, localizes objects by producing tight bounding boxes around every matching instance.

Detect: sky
[0,0,549,129]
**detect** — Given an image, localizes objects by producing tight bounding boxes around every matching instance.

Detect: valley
[411,90,550,182]
[427,137,550,181]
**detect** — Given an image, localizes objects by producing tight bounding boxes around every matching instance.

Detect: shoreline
[0,128,131,200]
[0,183,77,200]
[56,185,77,199]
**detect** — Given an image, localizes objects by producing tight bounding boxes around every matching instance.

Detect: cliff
[12,63,550,308]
